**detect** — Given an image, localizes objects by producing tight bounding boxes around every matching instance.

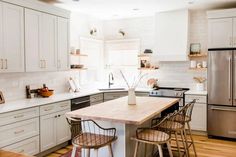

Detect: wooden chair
[132,113,176,157]
[67,117,117,157]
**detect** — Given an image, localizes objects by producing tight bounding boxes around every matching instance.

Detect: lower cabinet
[185,94,207,132]
[3,136,39,155]
[40,109,71,152]
[104,92,128,102]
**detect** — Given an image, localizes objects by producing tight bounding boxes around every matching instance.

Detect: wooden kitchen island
[66,96,179,157]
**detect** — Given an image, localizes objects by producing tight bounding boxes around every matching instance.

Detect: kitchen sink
[98,88,126,91]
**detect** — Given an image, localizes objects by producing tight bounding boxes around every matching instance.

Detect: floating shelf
[71,68,88,70]
[70,54,88,57]
[189,68,207,71]
[138,54,151,57]
[188,54,207,58]
[138,67,158,70]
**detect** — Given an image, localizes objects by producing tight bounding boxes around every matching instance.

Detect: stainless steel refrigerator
[208,48,236,138]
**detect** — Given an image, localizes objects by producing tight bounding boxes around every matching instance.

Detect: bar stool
[175,100,197,157]
[67,117,117,157]
[132,113,176,157]
[156,108,189,157]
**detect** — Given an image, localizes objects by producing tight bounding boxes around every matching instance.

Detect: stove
[149,87,189,106]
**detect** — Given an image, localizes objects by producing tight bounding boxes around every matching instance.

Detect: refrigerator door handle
[211,106,236,112]
[229,57,232,101]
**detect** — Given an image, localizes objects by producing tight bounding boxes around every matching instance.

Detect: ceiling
[48,0,236,20]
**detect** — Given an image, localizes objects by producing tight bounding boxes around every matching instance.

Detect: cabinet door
[233,18,236,47]
[41,13,57,71]
[25,9,42,72]
[208,18,233,48]
[56,110,71,144]
[2,3,24,72]
[40,113,57,152]
[190,103,207,131]
[0,2,3,71]
[57,17,69,71]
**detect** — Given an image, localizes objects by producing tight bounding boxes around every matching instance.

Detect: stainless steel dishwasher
[71,96,90,111]
[70,96,90,138]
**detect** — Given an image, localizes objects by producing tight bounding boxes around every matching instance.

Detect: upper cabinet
[57,17,70,71]
[25,9,69,72]
[208,9,236,48]
[208,18,233,48]
[0,2,24,73]
[155,9,189,61]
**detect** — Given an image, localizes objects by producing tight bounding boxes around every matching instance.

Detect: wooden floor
[47,135,236,157]
[189,135,236,157]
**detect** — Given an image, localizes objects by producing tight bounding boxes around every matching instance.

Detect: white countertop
[185,90,207,95]
[0,88,152,114]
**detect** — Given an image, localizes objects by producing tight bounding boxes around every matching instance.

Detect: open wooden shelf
[71,68,88,70]
[70,54,88,57]
[188,54,207,58]
[138,67,159,70]
[189,68,207,71]
[138,54,151,57]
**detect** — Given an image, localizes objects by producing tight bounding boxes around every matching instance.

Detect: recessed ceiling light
[188,0,195,4]
[112,14,118,17]
[133,8,140,11]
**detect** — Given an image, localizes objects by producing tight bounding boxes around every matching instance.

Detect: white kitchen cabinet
[25,9,58,72]
[41,13,57,71]
[104,92,128,101]
[57,17,69,70]
[25,9,42,72]
[155,9,189,61]
[40,101,71,152]
[190,103,207,131]
[3,136,40,156]
[56,110,71,144]
[185,94,207,131]
[0,2,24,72]
[208,18,233,48]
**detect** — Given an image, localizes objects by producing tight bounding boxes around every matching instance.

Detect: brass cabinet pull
[44,60,46,68]
[14,114,24,118]
[0,59,3,69]
[44,107,53,111]
[5,59,7,69]
[14,129,25,134]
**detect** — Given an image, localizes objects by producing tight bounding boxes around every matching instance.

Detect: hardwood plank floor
[47,135,236,157]
[190,135,236,157]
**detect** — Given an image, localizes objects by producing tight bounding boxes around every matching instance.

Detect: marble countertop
[66,96,179,125]
[0,88,152,114]
[185,90,207,95]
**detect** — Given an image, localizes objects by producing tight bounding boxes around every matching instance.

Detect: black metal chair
[67,117,117,157]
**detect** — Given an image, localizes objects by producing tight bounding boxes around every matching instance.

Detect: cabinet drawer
[40,101,70,116]
[185,95,207,104]
[0,107,39,126]
[2,136,39,156]
[104,92,127,100]
[56,101,70,112]
[91,100,104,106]
[0,118,39,148]
[135,92,149,97]
[90,94,103,103]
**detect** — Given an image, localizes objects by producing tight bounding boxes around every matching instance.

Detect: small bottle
[26,85,31,99]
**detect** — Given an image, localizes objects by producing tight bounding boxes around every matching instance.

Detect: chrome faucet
[108,73,114,88]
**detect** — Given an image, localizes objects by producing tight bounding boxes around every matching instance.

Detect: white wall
[103,10,208,90]
[103,16,155,52]
[0,71,79,101]
[70,12,104,48]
